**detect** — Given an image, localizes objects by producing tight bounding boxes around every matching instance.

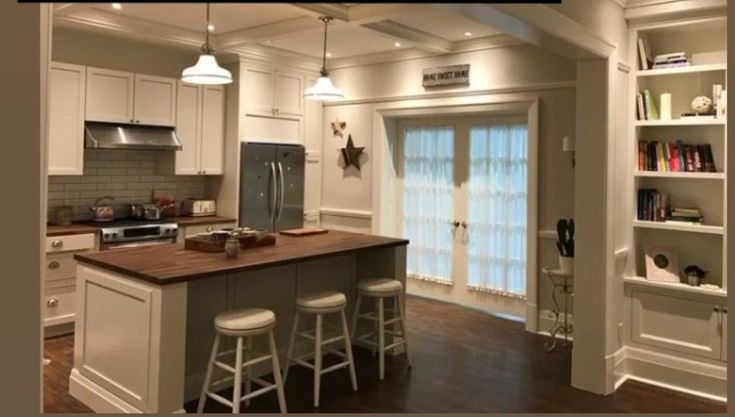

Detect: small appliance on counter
[90,196,115,222]
[181,198,216,217]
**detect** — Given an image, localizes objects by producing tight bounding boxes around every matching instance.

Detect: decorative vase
[559,256,574,274]
[224,237,240,258]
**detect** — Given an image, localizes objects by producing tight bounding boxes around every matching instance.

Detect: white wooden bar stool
[283,291,358,408]
[351,278,412,380]
[197,307,287,414]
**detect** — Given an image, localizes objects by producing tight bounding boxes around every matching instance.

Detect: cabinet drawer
[44,285,76,327]
[46,233,95,253]
[45,253,77,281]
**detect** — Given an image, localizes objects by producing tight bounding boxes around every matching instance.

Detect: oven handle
[101,239,176,250]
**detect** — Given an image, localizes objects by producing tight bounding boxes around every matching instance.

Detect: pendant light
[304,16,344,101]
[181,3,232,85]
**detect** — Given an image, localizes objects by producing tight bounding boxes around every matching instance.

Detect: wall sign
[422,64,470,88]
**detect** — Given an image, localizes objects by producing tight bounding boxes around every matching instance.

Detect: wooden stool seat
[198,307,287,414]
[358,277,403,295]
[284,291,358,407]
[296,291,347,313]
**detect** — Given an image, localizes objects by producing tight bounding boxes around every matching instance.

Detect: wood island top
[74,230,408,285]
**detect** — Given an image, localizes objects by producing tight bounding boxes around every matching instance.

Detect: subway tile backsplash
[48,149,210,221]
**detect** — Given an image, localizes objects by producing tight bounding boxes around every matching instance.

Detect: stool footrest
[325,348,346,358]
[385,339,407,351]
[321,334,346,346]
[320,361,351,375]
[206,391,233,408]
[293,357,315,370]
[213,353,272,375]
[241,383,277,402]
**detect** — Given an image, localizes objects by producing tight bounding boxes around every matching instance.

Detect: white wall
[320,43,577,321]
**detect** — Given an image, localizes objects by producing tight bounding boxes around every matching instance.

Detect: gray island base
[69,230,408,413]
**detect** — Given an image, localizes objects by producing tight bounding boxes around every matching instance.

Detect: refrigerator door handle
[276,162,285,223]
[269,162,277,224]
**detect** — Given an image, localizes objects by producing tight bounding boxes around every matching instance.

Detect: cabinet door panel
[199,86,225,175]
[242,67,274,115]
[134,74,177,126]
[175,82,201,175]
[48,62,85,175]
[631,289,721,359]
[274,71,304,116]
[85,67,135,123]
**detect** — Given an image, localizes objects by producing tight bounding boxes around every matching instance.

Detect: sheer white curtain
[467,123,528,298]
[402,126,455,284]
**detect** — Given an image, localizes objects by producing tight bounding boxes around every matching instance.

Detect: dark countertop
[75,230,408,285]
[46,216,237,236]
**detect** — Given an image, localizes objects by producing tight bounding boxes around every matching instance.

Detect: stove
[83,219,178,250]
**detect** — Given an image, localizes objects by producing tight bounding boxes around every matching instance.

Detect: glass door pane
[467,123,528,297]
[402,126,455,283]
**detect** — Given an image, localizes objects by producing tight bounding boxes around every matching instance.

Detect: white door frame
[371,97,539,332]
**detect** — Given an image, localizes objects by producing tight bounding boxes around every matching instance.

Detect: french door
[399,115,529,317]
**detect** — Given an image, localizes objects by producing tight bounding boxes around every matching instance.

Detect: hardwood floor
[43,295,726,413]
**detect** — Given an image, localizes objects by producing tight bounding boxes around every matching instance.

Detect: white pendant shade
[182,54,232,85]
[304,75,344,101]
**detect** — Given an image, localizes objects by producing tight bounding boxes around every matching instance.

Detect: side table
[542,267,573,352]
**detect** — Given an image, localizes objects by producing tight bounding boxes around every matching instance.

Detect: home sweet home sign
[422,64,470,88]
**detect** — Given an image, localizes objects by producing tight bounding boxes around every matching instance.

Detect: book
[693,146,702,172]
[702,144,716,172]
[643,90,659,120]
[636,93,646,120]
[654,51,686,60]
[637,38,652,70]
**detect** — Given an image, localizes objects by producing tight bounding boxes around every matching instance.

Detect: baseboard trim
[69,369,143,413]
[613,346,727,402]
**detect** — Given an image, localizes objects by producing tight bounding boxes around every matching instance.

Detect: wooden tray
[279,228,329,237]
[184,233,276,253]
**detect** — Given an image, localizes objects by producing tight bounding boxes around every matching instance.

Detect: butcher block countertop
[168,216,237,226]
[74,230,408,285]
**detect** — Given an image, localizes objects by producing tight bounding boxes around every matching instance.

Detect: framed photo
[644,246,680,283]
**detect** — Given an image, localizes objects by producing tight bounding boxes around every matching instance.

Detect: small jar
[224,237,240,258]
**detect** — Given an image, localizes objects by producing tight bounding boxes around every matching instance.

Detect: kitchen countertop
[46,216,237,236]
[74,230,409,285]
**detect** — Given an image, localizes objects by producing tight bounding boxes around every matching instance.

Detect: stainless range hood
[84,122,182,151]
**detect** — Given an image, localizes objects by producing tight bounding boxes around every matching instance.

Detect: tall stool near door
[351,278,412,380]
[283,291,358,407]
[197,308,287,414]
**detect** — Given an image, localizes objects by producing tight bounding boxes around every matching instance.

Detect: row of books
[635,90,658,120]
[637,189,705,224]
[637,141,717,172]
[637,38,690,71]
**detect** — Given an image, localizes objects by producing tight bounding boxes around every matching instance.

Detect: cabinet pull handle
[47,298,58,308]
[48,261,60,270]
[714,306,721,312]
[129,119,134,123]
[206,226,213,232]
[724,307,728,314]
[51,239,63,248]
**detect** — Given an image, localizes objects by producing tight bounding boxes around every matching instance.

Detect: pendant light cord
[203,2,213,54]
[320,16,332,77]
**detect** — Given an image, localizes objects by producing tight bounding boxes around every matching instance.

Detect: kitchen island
[70,230,408,413]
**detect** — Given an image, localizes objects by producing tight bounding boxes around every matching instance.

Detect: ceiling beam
[347,3,433,24]
[361,20,452,54]
[216,16,323,49]
[287,3,350,21]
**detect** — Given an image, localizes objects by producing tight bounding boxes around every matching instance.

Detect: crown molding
[232,44,323,73]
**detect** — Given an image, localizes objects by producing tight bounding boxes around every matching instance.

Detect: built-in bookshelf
[628,16,727,294]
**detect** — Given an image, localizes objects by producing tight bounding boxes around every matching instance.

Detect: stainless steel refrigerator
[239,142,305,232]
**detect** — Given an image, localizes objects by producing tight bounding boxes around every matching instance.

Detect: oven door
[100,238,176,251]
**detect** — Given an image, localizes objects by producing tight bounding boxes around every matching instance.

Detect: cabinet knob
[129,119,134,123]
[48,261,60,270]
[202,170,206,175]
[714,306,721,312]
[51,239,63,248]
[206,226,214,232]
[135,120,140,124]
[47,298,58,308]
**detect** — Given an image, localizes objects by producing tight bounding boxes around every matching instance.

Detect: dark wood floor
[44,295,726,413]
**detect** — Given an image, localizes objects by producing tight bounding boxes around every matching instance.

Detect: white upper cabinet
[85,67,134,124]
[86,67,176,126]
[48,62,86,176]
[133,74,177,126]
[200,86,225,175]
[242,65,304,117]
[175,82,224,175]
[273,71,304,116]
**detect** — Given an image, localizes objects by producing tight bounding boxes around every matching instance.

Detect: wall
[320,42,577,322]
[47,150,209,221]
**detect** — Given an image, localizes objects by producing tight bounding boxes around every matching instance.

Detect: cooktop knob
[103,233,110,239]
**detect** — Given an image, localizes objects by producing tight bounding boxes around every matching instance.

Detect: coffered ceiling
[53,3,516,64]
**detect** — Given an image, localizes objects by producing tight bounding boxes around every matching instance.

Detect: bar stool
[197,307,287,414]
[283,291,358,408]
[351,278,412,380]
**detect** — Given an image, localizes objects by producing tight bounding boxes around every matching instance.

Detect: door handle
[452,220,460,228]
[461,221,468,228]
[269,162,277,225]
[276,162,285,223]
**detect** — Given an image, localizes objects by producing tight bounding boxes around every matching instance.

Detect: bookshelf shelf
[633,220,724,235]
[634,118,726,127]
[635,171,725,180]
[623,276,726,299]
[634,63,727,77]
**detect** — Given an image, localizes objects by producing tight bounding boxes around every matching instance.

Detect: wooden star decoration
[330,118,346,138]
[341,135,365,170]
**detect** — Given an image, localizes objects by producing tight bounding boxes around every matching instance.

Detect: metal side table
[542,267,573,352]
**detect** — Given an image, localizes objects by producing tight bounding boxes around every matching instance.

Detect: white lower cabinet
[630,288,726,361]
[45,281,77,328]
